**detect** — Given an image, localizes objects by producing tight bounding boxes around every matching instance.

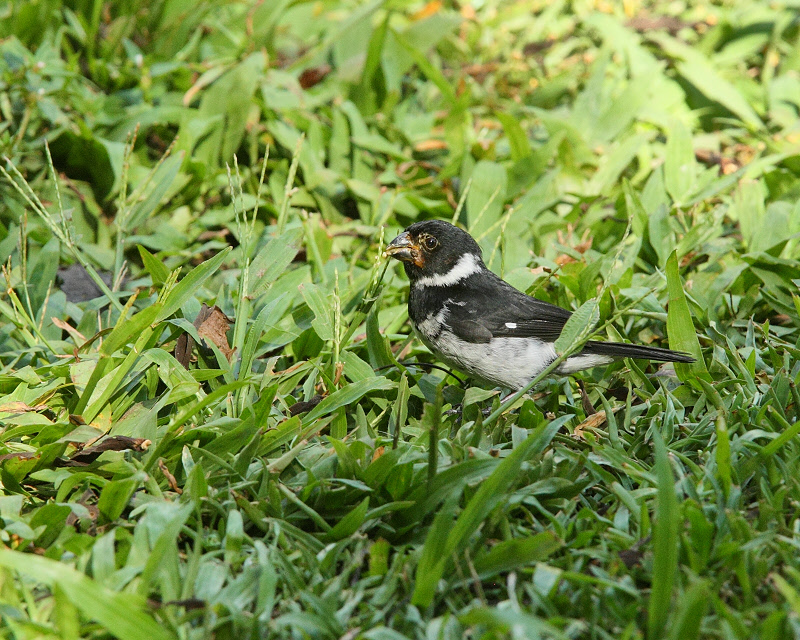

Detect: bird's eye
[422,235,439,250]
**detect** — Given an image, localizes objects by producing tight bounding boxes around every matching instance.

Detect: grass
[1,0,800,638]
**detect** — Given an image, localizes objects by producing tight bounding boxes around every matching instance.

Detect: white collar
[415,253,482,287]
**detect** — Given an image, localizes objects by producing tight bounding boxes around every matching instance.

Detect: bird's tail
[582,340,695,363]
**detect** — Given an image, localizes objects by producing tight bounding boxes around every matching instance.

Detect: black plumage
[385,219,694,390]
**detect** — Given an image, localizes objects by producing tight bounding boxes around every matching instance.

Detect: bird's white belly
[413,310,614,389]
[414,320,558,389]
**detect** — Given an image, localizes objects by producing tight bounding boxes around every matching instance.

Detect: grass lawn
[2,0,800,638]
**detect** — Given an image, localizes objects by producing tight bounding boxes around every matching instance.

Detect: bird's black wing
[445,275,572,343]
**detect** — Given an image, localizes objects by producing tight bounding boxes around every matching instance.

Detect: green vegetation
[1,0,800,637]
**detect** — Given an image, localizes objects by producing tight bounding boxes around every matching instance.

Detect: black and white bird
[384,219,694,390]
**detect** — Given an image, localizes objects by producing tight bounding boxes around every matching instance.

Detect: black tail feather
[582,340,695,363]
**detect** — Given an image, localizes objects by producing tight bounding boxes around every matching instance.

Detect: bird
[384,219,694,390]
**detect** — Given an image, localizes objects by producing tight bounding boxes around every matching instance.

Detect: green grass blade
[155,248,231,322]
[648,428,680,638]
[0,550,175,640]
[665,250,709,381]
[412,431,542,607]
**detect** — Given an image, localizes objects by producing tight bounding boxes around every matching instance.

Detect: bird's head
[384,219,484,284]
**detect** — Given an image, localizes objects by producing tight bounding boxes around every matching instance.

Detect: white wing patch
[505,322,517,329]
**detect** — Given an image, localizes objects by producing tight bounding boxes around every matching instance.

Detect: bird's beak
[384,231,424,267]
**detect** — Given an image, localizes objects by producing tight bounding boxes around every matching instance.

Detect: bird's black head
[384,219,484,283]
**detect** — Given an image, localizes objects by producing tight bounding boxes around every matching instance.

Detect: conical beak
[384,231,423,266]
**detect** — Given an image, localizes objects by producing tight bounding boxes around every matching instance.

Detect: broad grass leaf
[410,459,499,520]
[139,503,194,595]
[651,33,762,127]
[299,283,333,342]
[665,251,709,381]
[569,50,609,141]
[412,496,457,602]
[553,298,599,357]
[98,476,140,521]
[29,236,59,310]
[393,31,455,104]
[169,379,249,428]
[303,377,394,424]
[593,75,652,143]
[29,503,70,547]
[329,107,351,174]
[647,204,672,267]
[0,549,174,640]
[496,112,532,162]
[238,294,288,381]
[234,428,263,477]
[366,307,394,369]
[196,52,266,165]
[675,61,762,128]
[270,123,334,192]
[101,304,161,356]
[760,409,800,459]
[588,133,649,196]
[324,497,370,541]
[224,509,244,562]
[466,160,507,240]
[627,177,672,266]
[647,429,679,639]
[667,581,710,640]
[728,180,767,252]
[664,119,696,205]
[127,153,183,229]
[72,357,112,416]
[714,415,731,499]
[249,0,292,44]
[258,416,302,458]
[186,462,208,504]
[155,247,231,322]
[412,432,542,607]
[362,447,406,488]
[351,133,405,160]
[341,350,376,382]
[390,372,409,439]
[473,532,561,578]
[460,607,567,639]
[368,538,390,577]
[53,583,80,636]
[141,347,201,393]
[137,245,170,286]
[248,227,303,296]
[328,437,358,478]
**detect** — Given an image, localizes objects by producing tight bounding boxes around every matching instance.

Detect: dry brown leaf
[159,458,182,494]
[51,317,87,343]
[196,304,234,361]
[62,436,152,467]
[0,452,38,462]
[460,4,476,19]
[175,333,193,368]
[299,64,332,89]
[414,139,448,152]
[411,0,441,21]
[288,395,324,416]
[573,411,609,440]
[0,401,46,414]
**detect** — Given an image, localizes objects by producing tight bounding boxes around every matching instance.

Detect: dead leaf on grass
[196,305,234,361]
